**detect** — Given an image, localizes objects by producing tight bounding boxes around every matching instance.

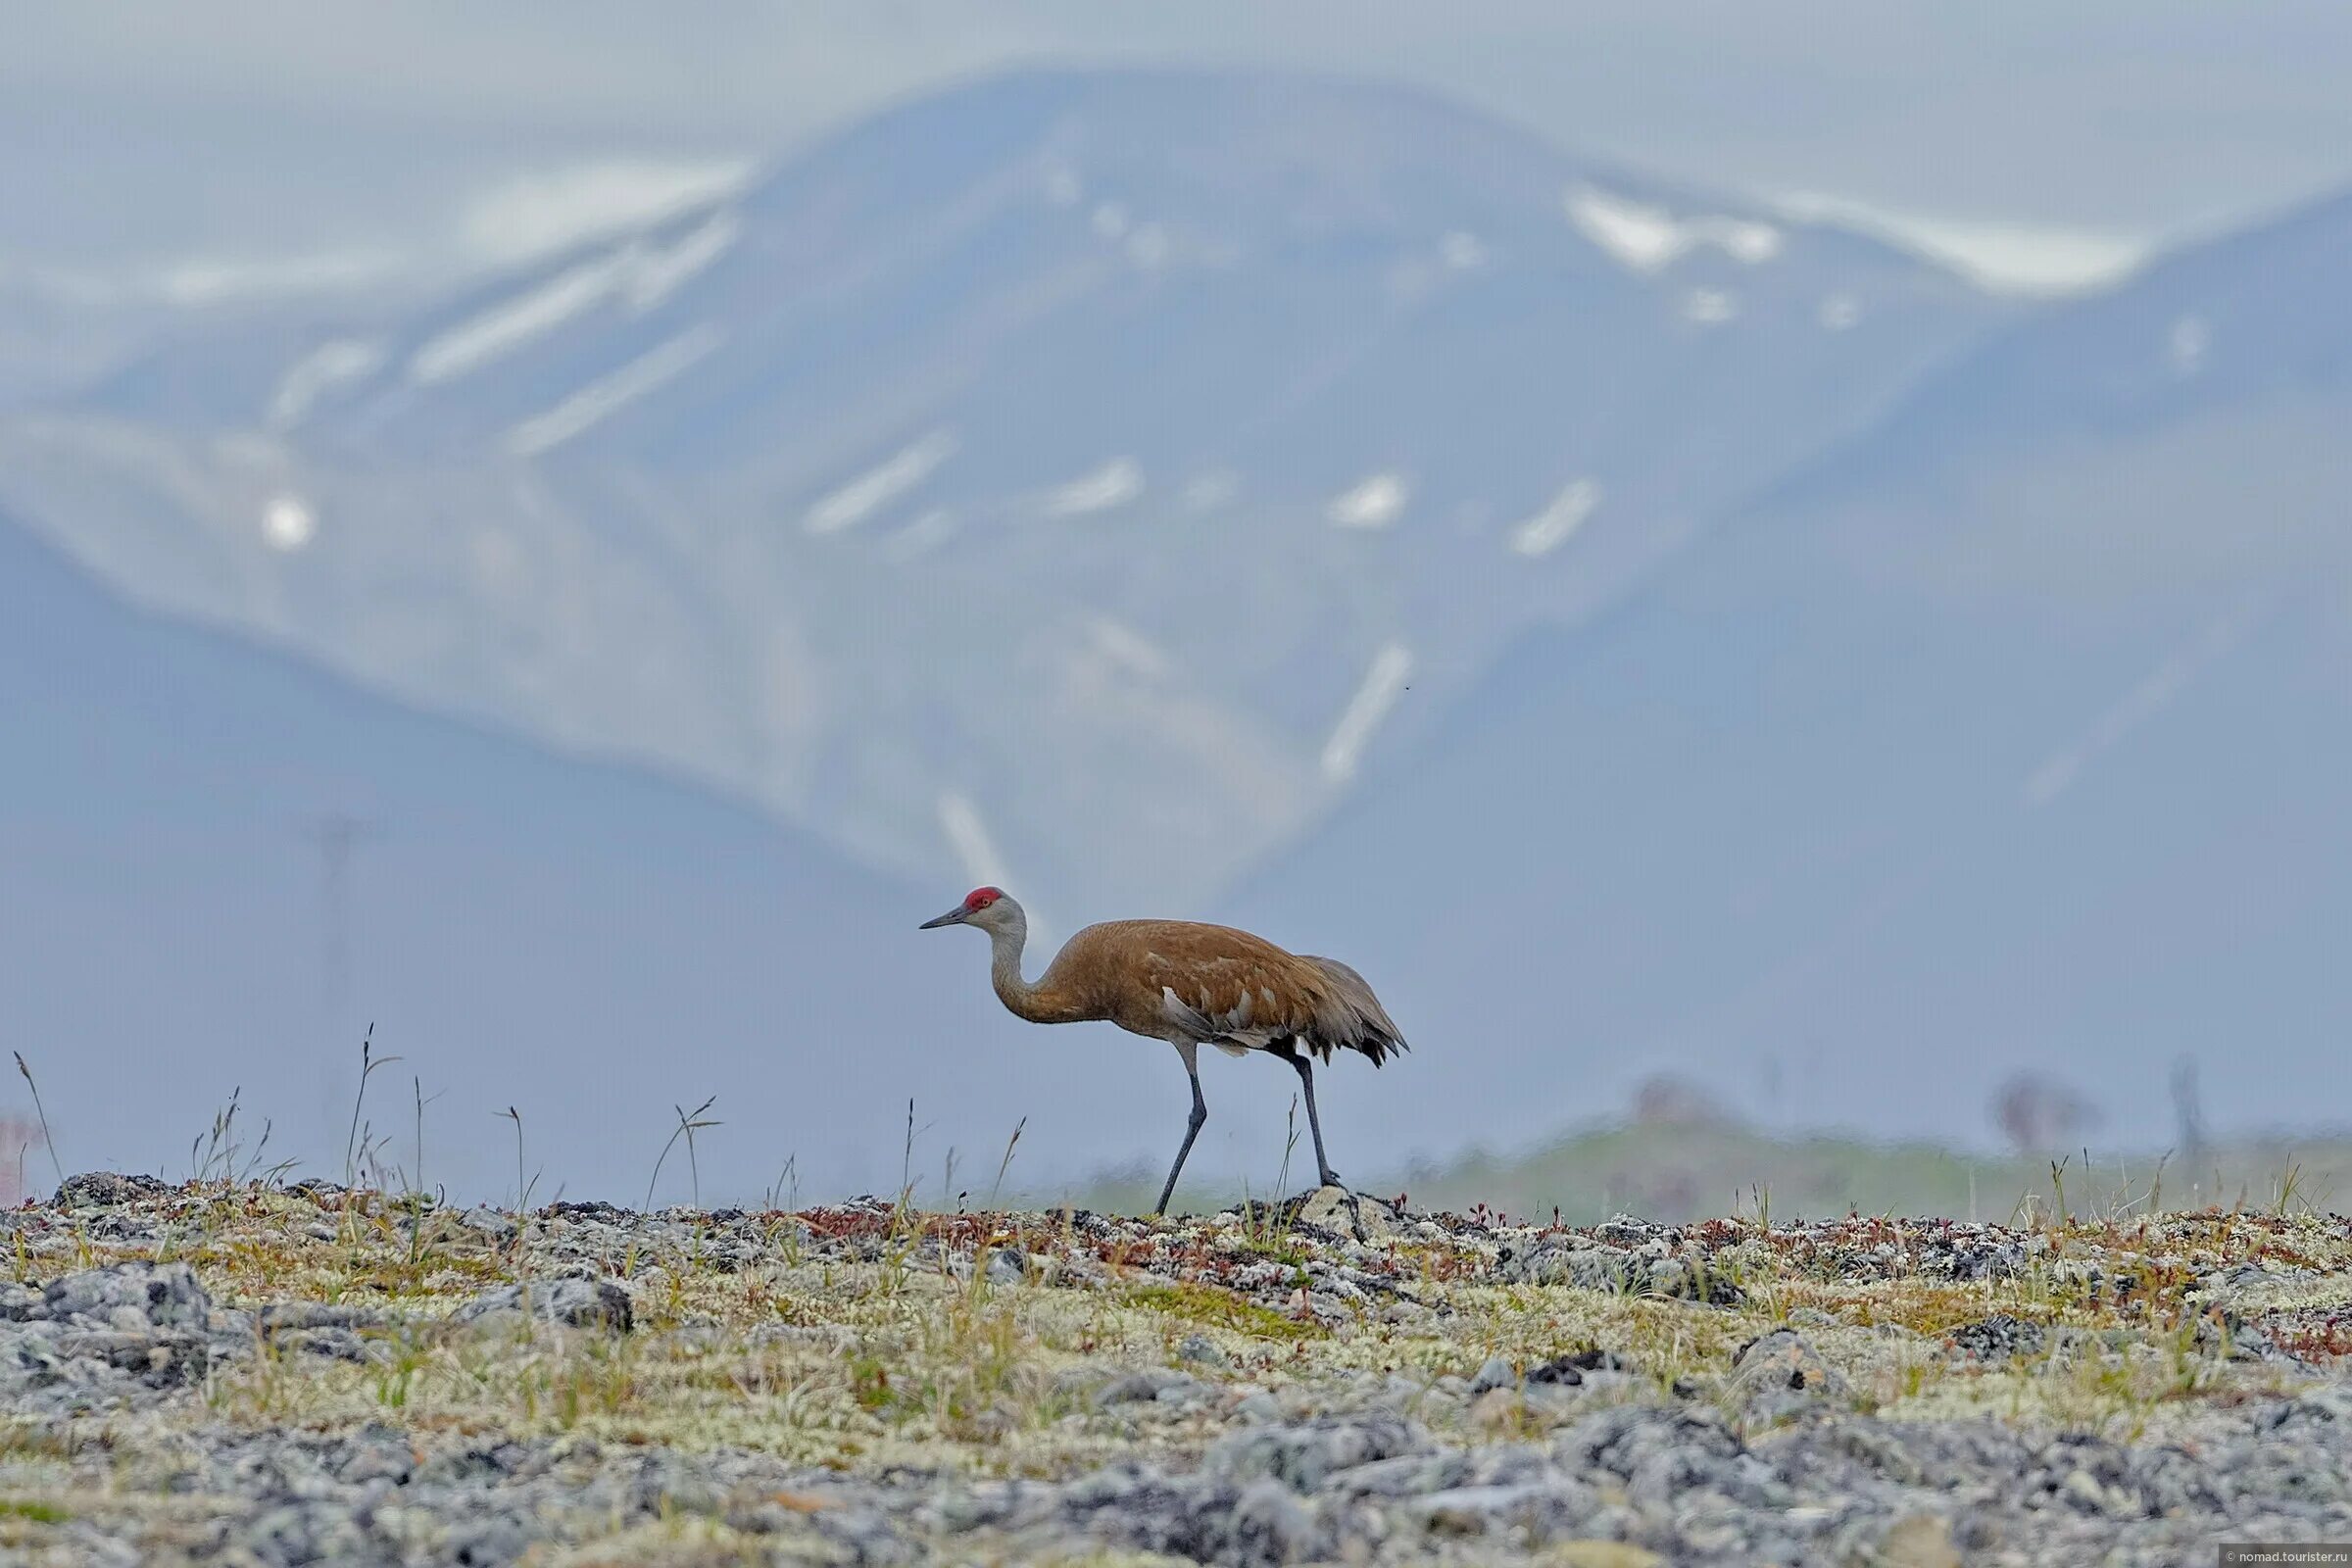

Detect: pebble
[1471,1354,1518,1395]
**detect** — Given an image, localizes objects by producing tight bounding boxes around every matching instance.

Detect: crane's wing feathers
[1297,955,1409,1065]
[1074,921,1403,1066]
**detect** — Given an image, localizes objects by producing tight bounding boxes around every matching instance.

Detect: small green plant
[642,1095,720,1215]
[2273,1156,2308,1217]
[12,1053,65,1194]
[497,1105,541,1216]
[1235,1096,1305,1259]
[1127,1281,1323,1342]
[0,1498,71,1523]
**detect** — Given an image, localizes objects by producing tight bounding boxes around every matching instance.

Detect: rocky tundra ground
[3,1173,2352,1564]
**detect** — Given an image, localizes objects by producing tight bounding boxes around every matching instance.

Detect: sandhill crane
[919,887,1406,1216]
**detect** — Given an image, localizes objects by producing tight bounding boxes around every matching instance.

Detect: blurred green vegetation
[1059,1121,2352,1226]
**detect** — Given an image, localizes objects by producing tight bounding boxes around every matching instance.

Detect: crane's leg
[1152,1042,1207,1218]
[1281,1048,1343,1189]
[1279,1044,1367,1241]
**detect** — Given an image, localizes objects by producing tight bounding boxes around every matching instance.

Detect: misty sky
[10,2,2352,302]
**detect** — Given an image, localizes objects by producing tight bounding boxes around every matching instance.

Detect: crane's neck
[983,906,1058,1023]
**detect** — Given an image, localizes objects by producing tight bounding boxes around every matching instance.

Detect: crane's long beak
[918,906,968,930]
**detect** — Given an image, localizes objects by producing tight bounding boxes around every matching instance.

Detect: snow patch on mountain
[1043,458,1143,516]
[409,209,739,385]
[805,431,958,535]
[1321,643,1414,782]
[1683,288,1739,325]
[268,339,386,430]
[1327,472,1408,529]
[506,324,723,456]
[1508,479,1602,558]
[1567,187,1783,274]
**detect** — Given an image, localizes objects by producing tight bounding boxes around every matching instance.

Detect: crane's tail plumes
[1299,956,1408,1066]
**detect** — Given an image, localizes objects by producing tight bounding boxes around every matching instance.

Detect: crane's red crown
[963,886,1004,911]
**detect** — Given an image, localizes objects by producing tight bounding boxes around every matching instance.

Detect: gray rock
[48,1328,212,1387]
[53,1171,172,1208]
[1205,1413,1432,1493]
[1093,1368,1193,1407]
[277,1327,375,1363]
[240,1500,381,1568]
[1234,1391,1284,1423]
[1296,1186,1400,1241]
[258,1302,378,1333]
[1949,1313,2048,1362]
[1727,1330,1849,1425]
[1470,1354,1518,1395]
[449,1277,633,1333]
[41,1262,213,1329]
[1228,1476,1318,1562]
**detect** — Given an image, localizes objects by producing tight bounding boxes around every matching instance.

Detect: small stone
[258,1302,374,1333]
[1546,1545,1664,1568]
[1529,1348,1631,1386]
[1230,1477,1316,1559]
[1876,1513,1961,1568]
[1471,1354,1518,1395]
[1095,1370,1183,1406]
[1234,1391,1284,1423]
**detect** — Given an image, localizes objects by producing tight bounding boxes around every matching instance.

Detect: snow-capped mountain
[1222,184,2352,1156]
[0,70,1999,920]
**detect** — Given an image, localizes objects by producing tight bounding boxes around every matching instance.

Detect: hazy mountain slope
[0,512,1230,1202]
[1221,185,2352,1159]
[0,69,1999,923]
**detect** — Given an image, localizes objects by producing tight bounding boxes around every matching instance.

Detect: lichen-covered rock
[1205,1413,1433,1493]
[1948,1313,2049,1361]
[449,1276,633,1333]
[41,1261,213,1329]
[1727,1329,1849,1424]
[53,1171,172,1208]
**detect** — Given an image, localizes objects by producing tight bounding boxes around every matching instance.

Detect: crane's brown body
[919,887,1406,1217]
[991,918,1407,1066]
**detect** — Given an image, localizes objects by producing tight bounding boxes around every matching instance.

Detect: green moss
[0,1498,71,1523]
[1125,1281,1324,1341]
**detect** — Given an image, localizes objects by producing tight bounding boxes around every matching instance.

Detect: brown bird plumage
[919,887,1406,1215]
